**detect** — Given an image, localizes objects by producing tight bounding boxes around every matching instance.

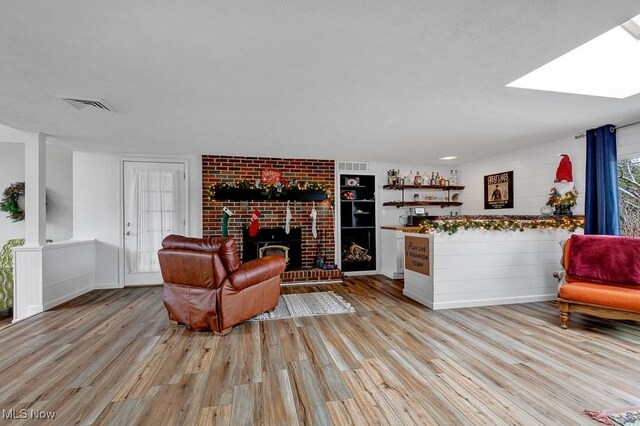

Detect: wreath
[0,182,25,222]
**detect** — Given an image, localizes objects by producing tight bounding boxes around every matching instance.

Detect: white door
[123,161,186,286]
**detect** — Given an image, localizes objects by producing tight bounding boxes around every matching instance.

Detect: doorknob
[126,231,131,236]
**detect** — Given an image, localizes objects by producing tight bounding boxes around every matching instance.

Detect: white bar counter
[403,222,582,310]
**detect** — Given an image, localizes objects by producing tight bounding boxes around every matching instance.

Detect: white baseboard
[28,304,44,316]
[94,282,123,289]
[403,289,434,309]
[343,270,377,277]
[43,286,92,311]
[402,290,556,311]
[432,293,557,310]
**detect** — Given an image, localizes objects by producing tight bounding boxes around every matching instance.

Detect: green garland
[209,179,332,200]
[0,181,25,222]
[420,216,584,235]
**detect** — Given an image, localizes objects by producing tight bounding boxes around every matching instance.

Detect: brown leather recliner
[158,235,286,334]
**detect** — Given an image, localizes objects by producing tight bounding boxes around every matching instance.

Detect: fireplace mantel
[212,187,327,202]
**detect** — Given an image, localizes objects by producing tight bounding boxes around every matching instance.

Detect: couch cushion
[559,281,640,312]
[566,234,640,286]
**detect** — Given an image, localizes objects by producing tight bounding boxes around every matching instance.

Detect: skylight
[507,14,640,99]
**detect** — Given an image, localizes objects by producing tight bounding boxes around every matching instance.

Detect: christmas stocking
[285,201,292,234]
[310,202,318,239]
[249,207,261,237]
[221,206,234,237]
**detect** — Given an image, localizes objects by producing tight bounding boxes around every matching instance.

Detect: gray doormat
[250,291,355,320]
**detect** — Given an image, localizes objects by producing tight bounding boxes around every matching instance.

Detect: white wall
[459,136,586,216]
[45,144,73,241]
[0,142,25,243]
[73,152,202,287]
[73,152,120,285]
[0,142,73,243]
[459,125,640,216]
[371,162,461,227]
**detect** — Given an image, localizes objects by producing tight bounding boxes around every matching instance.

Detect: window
[619,156,640,236]
[507,13,640,99]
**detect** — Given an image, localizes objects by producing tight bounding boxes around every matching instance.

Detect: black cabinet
[340,175,376,272]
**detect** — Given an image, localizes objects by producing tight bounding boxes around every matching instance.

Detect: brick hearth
[281,267,342,283]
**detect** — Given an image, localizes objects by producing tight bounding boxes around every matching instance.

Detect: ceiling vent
[337,161,368,172]
[61,97,112,112]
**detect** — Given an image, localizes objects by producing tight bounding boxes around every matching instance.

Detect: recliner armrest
[228,256,287,291]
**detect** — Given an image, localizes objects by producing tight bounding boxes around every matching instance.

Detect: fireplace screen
[242,227,302,270]
[259,244,290,264]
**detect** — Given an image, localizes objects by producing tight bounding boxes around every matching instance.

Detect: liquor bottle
[407,170,414,185]
[454,169,459,185]
[449,169,455,185]
[430,172,435,186]
[435,172,440,186]
[414,171,423,187]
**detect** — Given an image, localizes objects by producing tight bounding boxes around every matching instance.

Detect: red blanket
[568,234,640,285]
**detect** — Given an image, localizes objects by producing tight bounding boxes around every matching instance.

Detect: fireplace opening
[259,244,290,264]
[242,227,302,270]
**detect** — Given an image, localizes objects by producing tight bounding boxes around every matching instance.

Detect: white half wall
[73,152,202,288]
[0,141,73,243]
[13,240,95,321]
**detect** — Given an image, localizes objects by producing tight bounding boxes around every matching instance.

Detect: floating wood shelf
[383,201,463,208]
[382,184,465,191]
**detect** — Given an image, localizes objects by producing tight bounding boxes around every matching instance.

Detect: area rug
[585,406,640,425]
[250,291,355,320]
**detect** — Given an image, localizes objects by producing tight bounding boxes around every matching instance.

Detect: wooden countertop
[380,225,422,232]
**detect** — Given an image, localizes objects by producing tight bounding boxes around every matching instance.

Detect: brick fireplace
[202,155,336,270]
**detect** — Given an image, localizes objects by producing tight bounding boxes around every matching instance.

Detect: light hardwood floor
[0,275,639,425]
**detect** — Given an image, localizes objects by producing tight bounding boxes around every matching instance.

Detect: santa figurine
[553,154,574,196]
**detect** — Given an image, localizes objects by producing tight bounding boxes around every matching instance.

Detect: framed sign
[404,236,430,276]
[260,168,282,185]
[484,171,514,210]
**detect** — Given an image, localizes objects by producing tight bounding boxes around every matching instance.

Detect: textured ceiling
[1,1,640,164]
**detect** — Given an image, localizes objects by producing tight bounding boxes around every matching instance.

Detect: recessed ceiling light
[507,13,640,99]
[439,156,457,160]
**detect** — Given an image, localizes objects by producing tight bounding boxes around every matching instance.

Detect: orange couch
[557,235,640,329]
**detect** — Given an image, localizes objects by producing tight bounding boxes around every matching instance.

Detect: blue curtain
[584,124,620,235]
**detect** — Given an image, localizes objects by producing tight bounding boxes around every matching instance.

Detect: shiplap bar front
[403,228,581,309]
